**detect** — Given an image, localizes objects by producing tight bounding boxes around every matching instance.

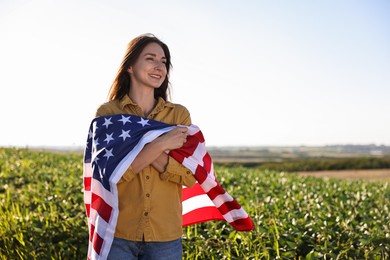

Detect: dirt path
[298,169,390,181]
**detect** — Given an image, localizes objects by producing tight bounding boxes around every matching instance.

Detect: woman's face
[128,42,167,90]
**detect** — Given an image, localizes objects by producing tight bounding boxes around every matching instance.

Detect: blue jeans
[107,237,182,260]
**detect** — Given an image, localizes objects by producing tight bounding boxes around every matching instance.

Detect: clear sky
[1,0,389,147]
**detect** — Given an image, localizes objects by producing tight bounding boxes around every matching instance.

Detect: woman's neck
[128,88,156,117]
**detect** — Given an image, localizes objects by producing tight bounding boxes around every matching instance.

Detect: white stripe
[181,141,207,172]
[182,194,214,215]
[84,190,91,204]
[179,124,200,136]
[199,177,218,193]
[222,208,249,223]
[84,162,93,178]
[182,155,198,174]
[209,163,215,181]
[212,192,234,208]
[91,178,116,206]
[89,245,99,260]
[191,142,207,167]
[89,208,109,239]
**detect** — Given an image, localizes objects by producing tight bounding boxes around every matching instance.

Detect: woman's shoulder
[170,102,189,113]
[166,101,191,125]
[164,101,190,116]
[95,99,121,117]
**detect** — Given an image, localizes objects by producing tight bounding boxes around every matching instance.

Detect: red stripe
[194,165,208,184]
[206,185,226,200]
[202,152,212,173]
[192,130,204,143]
[230,217,255,231]
[182,206,224,226]
[90,224,104,254]
[89,224,95,242]
[182,184,205,201]
[170,135,199,159]
[169,150,184,164]
[217,200,242,215]
[85,203,91,218]
[84,177,91,191]
[91,193,112,223]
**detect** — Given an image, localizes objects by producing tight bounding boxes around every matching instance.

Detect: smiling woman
[86,34,196,260]
[127,42,168,109]
[107,33,172,105]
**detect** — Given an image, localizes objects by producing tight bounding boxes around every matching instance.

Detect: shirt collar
[119,95,174,112]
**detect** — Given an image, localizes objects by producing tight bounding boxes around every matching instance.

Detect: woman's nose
[155,61,165,70]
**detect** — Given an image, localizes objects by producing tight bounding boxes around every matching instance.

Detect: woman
[95,34,196,259]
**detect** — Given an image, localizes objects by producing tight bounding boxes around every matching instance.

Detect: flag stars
[103,117,113,129]
[93,138,100,147]
[104,133,114,144]
[119,130,131,141]
[93,138,100,152]
[92,154,100,164]
[103,148,114,159]
[88,129,93,139]
[137,118,150,127]
[118,115,132,125]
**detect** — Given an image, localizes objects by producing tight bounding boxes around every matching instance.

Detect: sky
[0,0,389,148]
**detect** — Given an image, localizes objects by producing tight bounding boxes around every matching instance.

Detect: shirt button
[146,193,150,198]
[144,212,148,216]
[146,176,150,180]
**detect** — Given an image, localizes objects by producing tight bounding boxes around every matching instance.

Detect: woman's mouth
[149,74,162,79]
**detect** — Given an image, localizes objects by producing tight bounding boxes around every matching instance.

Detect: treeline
[216,157,390,172]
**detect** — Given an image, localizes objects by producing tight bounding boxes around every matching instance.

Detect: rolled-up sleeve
[159,157,196,187]
[118,165,137,184]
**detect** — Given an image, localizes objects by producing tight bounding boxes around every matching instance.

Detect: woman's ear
[127,67,133,74]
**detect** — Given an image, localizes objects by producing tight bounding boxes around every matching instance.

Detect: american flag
[83,114,254,259]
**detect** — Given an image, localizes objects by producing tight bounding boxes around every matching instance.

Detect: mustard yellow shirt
[95,95,196,242]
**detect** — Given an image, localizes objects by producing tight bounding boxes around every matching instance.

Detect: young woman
[95,34,196,259]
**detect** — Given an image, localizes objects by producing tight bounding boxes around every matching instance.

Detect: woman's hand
[155,127,188,151]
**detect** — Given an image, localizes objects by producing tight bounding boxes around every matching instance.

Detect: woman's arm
[131,127,188,174]
[159,156,197,187]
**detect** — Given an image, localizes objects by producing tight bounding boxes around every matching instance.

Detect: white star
[92,155,100,164]
[119,130,131,141]
[137,118,150,127]
[104,148,114,159]
[93,138,100,147]
[118,115,132,125]
[88,129,93,139]
[93,138,100,153]
[103,117,113,129]
[104,133,114,144]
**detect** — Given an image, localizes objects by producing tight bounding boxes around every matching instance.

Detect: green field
[1,148,389,259]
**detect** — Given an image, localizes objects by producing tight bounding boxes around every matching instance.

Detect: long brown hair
[108,34,172,101]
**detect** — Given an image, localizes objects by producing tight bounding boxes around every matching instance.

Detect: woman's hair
[107,34,172,101]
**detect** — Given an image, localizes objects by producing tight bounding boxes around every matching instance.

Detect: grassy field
[1,147,389,259]
[298,169,390,181]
